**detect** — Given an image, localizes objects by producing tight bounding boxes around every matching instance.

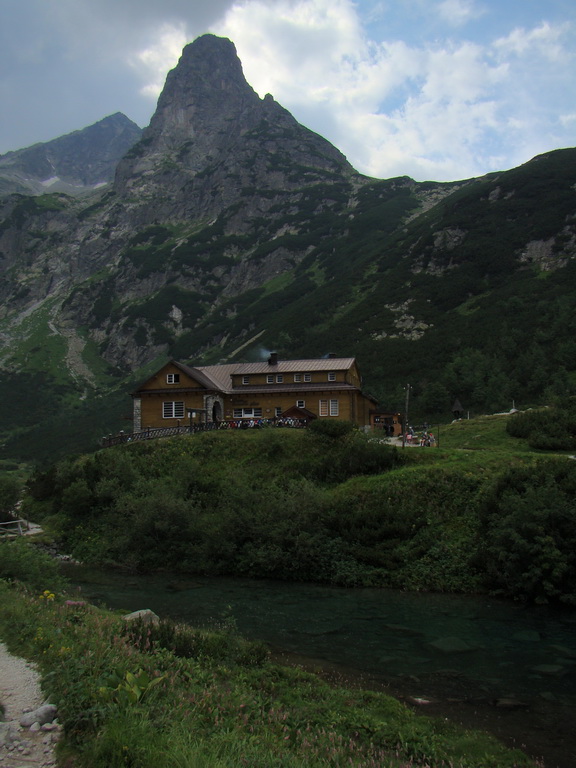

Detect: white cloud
[130,23,189,99]
[493,21,570,62]
[214,0,364,103]
[215,0,526,179]
[436,0,483,27]
[560,113,576,127]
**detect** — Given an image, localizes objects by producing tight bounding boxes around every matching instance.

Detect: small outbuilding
[369,410,402,437]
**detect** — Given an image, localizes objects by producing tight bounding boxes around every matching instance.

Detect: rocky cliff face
[50,35,368,369]
[0,113,142,197]
[114,35,356,220]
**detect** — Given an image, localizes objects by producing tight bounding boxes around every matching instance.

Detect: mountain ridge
[0,113,142,197]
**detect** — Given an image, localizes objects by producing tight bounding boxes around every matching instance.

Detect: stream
[62,565,576,768]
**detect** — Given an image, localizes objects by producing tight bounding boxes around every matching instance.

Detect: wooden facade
[369,410,403,437]
[131,354,378,431]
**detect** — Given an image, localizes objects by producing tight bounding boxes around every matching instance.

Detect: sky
[1,0,575,182]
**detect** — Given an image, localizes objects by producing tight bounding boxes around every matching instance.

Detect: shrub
[307,419,355,439]
[478,458,576,603]
[506,405,576,450]
[0,474,21,521]
[0,538,67,592]
[121,617,269,668]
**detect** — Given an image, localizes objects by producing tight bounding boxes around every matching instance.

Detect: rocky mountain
[0,33,574,463]
[0,113,141,197]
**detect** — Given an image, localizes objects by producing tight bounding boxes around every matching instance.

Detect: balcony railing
[101,418,309,448]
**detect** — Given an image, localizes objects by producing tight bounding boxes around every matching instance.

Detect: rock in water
[429,637,474,653]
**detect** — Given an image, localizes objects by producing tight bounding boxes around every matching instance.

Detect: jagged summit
[113,34,357,212]
[152,35,262,139]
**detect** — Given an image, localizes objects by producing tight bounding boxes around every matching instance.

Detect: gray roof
[193,358,357,393]
[229,358,356,375]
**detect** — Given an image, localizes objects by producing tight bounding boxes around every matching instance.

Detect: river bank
[2,574,540,768]
[270,648,571,768]
[62,565,576,768]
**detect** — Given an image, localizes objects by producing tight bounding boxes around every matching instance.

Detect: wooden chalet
[131,353,378,431]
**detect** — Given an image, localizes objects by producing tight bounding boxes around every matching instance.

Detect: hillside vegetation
[22,408,576,605]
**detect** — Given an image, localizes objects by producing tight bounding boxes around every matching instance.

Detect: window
[319,399,339,416]
[166,373,180,384]
[233,407,263,418]
[163,401,185,419]
[304,373,312,382]
[296,400,305,408]
[276,375,283,383]
[328,372,336,381]
[294,374,302,382]
[242,376,250,384]
[267,375,274,383]
[275,406,282,417]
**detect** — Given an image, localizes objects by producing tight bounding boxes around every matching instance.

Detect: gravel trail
[0,642,59,768]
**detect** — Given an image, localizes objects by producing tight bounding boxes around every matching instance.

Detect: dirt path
[0,642,59,767]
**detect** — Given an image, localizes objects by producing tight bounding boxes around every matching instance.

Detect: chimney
[327,352,336,359]
[268,352,278,366]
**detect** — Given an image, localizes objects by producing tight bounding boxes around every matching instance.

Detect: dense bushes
[21,426,576,603]
[21,430,483,591]
[0,538,67,592]
[478,458,576,604]
[0,474,21,521]
[329,467,484,592]
[506,401,576,450]
[21,430,406,585]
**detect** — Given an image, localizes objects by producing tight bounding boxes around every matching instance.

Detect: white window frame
[319,399,339,416]
[166,373,180,384]
[296,400,305,409]
[276,374,283,383]
[267,374,274,384]
[328,372,336,382]
[294,374,302,382]
[163,401,185,419]
[242,375,250,384]
[304,373,312,382]
[233,407,263,418]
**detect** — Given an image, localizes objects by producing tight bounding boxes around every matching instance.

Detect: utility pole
[402,384,410,448]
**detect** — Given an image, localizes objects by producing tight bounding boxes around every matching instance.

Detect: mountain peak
[0,113,142,196]
[140,34,261,151]
[113,34,356,212]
